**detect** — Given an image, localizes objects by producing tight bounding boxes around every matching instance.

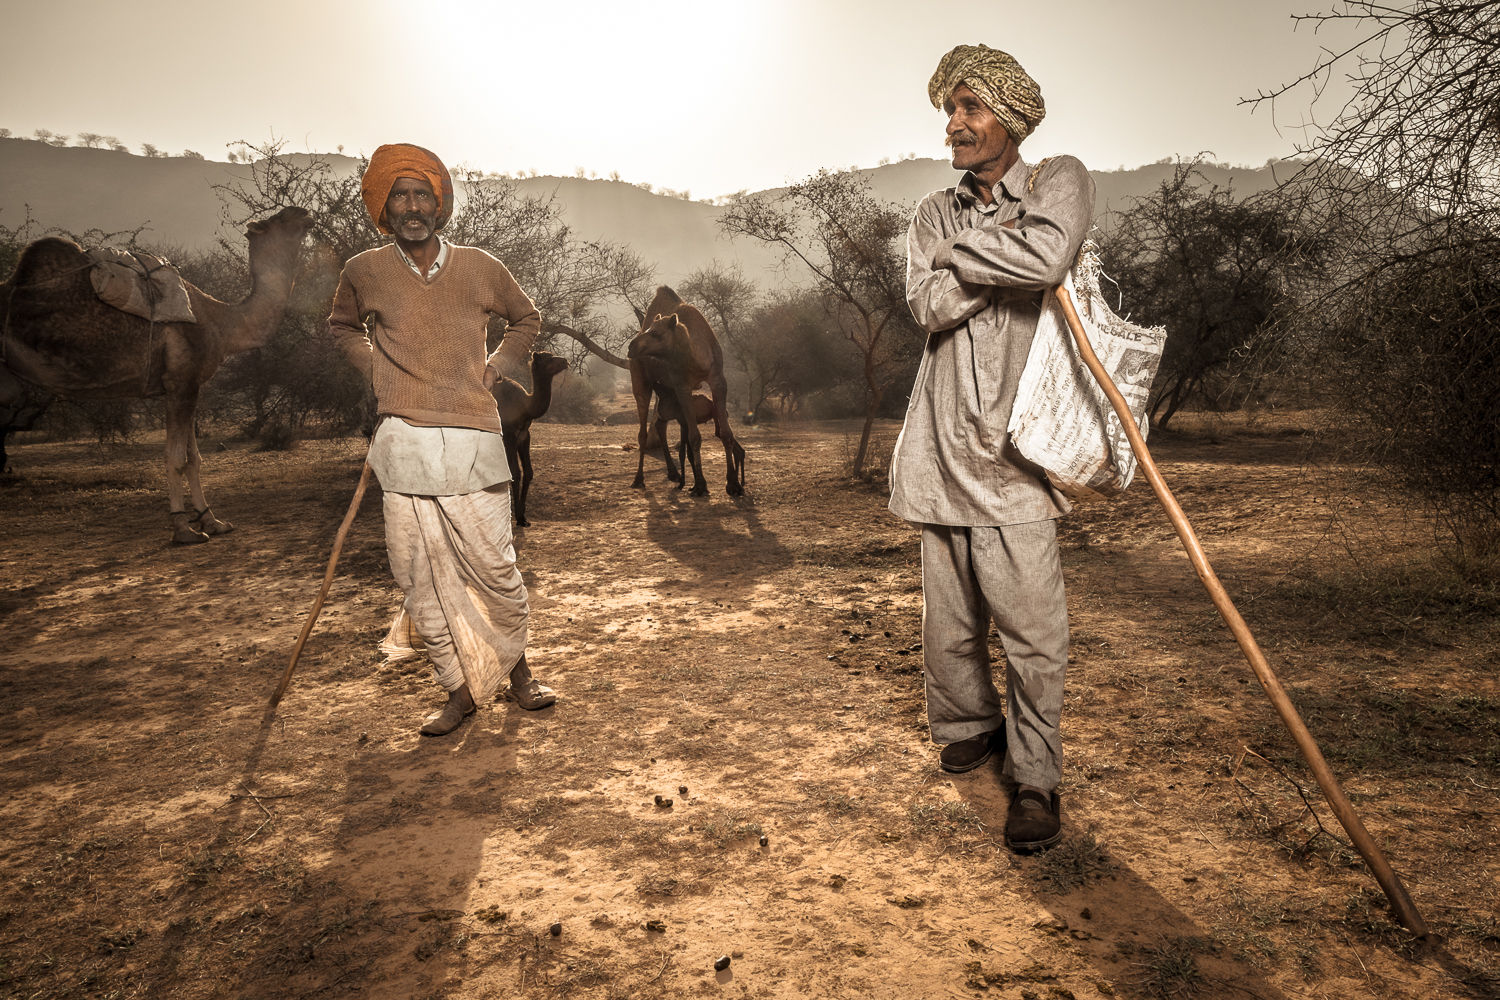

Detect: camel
[494,349,570,526]
[628,286,745,497]
[0,206,314,543]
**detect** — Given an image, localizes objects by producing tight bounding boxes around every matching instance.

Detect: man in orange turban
[329,143,556,737]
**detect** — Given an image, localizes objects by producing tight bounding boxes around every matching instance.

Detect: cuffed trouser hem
[930,719,1006,746]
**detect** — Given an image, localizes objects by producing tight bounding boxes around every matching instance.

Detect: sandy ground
[0,414,1496,1000]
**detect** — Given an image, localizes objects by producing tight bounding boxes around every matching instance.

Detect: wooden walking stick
[267,461,374,712]
[1052,285,1428,939]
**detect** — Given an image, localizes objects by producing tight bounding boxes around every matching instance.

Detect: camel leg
[185,429,234,537]
[718,423,746,497]
[672,386,708,497]
[503,430,524,524]
[516,429,534,527]
[630,364,651,489]
[164,389,210,544]
[656,410,683,485]
[710,389,746,496]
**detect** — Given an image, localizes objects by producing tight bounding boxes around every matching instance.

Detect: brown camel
[0,206,314,543]
[494,349,570,526]
[628,286,745,497]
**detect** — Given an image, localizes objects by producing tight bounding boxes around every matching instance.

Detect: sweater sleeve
[482,257,541,378]
[327,267,373,381]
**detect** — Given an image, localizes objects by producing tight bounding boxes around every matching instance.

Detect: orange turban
[360,143,455,235]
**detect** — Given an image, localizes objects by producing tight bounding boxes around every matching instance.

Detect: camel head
[530,350,570,381]
[245,206,314,256]
[628,312,686,362]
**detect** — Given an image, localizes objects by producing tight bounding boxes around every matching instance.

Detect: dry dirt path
[0,419,1494,999]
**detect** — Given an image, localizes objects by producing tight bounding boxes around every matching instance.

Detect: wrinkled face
[944,83,1015,178]
[384,175,439,243]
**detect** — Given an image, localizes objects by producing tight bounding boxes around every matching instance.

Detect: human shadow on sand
[949,765,1485,999]
[153,693,558,999]
[952,764,1295,1000]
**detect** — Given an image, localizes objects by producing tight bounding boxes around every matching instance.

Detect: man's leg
[433,484,553,710]
[383,491,474,735]
[921,525,1006,770]
[969,519,1068,848]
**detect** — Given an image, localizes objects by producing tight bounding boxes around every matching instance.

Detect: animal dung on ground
[758,834,769,847]
[714,955,732,971]
[549,922,562,936]
[678,785,688,795]
[655,795,673,808]
[644,919,667,933]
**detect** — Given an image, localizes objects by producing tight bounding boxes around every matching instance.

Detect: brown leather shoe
[939,727,1005,774]
[1004,787,1062,853]
[420,684,475,737]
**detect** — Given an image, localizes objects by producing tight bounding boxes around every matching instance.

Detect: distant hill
[0,138,1291,289]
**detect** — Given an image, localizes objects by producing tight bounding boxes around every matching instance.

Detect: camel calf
[494,350,569,526]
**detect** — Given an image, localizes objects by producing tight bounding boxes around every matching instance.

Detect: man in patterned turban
[329,143,557,737]
[889,46,1096,852]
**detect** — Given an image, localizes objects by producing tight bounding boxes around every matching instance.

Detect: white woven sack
[1007,245,1166,500]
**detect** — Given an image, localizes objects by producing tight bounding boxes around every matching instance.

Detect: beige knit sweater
[328,243,541,432]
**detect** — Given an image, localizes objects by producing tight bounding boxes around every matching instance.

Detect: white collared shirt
[394,235,451,283]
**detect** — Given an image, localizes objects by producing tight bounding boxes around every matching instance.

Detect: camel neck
[213,241,300,356]
[528,366,557,418]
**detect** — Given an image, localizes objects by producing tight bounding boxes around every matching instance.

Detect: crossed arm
[905,156,1096,335]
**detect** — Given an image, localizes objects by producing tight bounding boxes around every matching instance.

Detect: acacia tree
[746,290,855,418]
[1099,159,1324,427]
[1249,1,1500,556]
[680,262,759,411]
[719,170,917,475]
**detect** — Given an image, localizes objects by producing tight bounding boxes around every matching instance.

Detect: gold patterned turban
[928,44,1046,144]
[360,143,455,235]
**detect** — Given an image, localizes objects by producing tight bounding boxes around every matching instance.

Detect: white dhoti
[381,483,528,704]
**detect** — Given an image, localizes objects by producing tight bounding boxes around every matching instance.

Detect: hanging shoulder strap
[1026,157,1055,194]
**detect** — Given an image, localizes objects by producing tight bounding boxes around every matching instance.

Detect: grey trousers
[921,520,1069,789]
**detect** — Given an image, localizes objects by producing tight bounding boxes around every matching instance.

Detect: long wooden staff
[267,461,374,712]
[1052,286,1428,939]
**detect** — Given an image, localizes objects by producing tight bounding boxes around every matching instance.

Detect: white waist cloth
[369,415,511,496]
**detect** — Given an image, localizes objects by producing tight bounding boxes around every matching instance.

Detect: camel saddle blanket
[86,247,197,324]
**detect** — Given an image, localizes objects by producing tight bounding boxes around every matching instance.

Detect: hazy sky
[4,0,1361,196]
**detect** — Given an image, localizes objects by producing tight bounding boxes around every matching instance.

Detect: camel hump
[641,285,685,327]
[8,237,91,299]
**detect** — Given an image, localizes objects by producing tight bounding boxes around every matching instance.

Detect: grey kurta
[889,155,1096,526]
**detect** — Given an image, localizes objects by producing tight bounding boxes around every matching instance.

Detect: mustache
[946,132,977,149]
[398,212,432,226]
